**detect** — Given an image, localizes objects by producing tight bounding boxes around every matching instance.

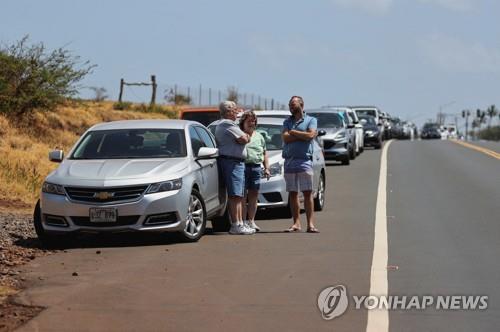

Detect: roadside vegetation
[0,101,177,209]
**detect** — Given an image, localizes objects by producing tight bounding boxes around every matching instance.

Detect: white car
[352,106,384,140]
[34,120,226,246]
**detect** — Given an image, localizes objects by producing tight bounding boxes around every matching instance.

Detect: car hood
[267,150,283,164]
[46,158,190,187]
[318,127,343,135]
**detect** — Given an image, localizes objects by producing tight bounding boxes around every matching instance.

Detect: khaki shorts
[284,171,313,192]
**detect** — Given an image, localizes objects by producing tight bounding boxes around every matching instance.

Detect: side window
[189,126,205,156]
[194,126,215,148]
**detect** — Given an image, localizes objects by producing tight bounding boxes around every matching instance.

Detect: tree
[0,36,95,116]
[165,88,191,105]
[89,87,108,102]
[226,86,238,103]
[486,104,498,128]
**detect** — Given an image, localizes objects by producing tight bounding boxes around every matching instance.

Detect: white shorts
[284,171,314,192]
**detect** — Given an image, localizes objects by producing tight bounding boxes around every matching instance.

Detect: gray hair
[219,100,237,118]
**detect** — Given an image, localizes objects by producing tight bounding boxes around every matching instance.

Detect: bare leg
[242,192,248,221]
[246,189,259,222]
[289,191,301,228]
[228,196,241,224]
[303,191,315,229]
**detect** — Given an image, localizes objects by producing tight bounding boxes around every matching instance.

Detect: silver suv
[34,120,226,246]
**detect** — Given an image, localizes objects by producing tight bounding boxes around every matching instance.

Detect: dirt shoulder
[0,211,53,332]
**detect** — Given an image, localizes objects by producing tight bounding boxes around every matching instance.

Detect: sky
[1,0,499,127]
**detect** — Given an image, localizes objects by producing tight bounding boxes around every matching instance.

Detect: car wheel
[314,172,325,211]
[33,200,72,249]
[211,208,231,232]
[278,196,293,218]
[179,189,206,242]
[341,156,350,165]
[374,140,382,149]
[349,146,356,160]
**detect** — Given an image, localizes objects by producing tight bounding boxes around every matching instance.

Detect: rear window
[181,112,221,126]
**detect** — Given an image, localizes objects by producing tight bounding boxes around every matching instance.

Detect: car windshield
[308,113,343,128]
[356,110,377,118]
[359,116,376,125]
[71,129,187,159]
[256,124,283,151]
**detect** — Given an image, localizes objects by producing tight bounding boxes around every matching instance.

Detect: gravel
[0,211,54,331]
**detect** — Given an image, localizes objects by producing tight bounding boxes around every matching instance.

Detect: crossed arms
[282,128,317,143]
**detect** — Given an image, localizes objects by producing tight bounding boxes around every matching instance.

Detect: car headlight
[334,132,346,140]
[267,162,283,178]
[365,130,373,135]
[146,179,182,194]
[42,182,66,195]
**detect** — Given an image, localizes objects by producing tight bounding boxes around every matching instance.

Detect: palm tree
[486,105,498,128]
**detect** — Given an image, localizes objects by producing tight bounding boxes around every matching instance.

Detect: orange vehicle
[179,106,220,126]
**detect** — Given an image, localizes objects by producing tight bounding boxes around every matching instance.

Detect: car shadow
[13,231,210,250]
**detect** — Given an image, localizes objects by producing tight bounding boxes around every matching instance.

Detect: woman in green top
[239,111,270,231]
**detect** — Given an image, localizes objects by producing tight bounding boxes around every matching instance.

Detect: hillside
[0,101,178,211]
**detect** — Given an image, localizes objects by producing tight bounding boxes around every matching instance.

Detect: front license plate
[89,208,117,222]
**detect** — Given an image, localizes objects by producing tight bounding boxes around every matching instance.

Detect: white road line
[366,140,393,332]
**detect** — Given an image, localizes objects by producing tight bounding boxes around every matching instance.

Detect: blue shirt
[282,114,317,173]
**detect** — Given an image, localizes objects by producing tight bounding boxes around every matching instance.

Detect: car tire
[178,189,206,242]
[374,140,382,149]
[211,208,231,232]
[341,156,350,165]
[314,172,325,211]
[349,146,356,160]
[278,196,293,218]
[33,200,72,249]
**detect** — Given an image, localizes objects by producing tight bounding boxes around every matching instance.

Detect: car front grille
[71,215,140,227]
[262,192,283,203]
[323,140,336,149]
[65,185,149,203]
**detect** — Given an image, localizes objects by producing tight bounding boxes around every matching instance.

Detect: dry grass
[0,101,179,210]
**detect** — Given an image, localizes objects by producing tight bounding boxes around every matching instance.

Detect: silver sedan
[34,119,226,246]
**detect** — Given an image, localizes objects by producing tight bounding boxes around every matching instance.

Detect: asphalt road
[14,140,499,332]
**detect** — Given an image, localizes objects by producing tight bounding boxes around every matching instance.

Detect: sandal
[307,226,320,233]
[284,226,301,232]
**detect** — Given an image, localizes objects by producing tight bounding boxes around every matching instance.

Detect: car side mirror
[197,147,218,159]
[318,130,326,137]
[49,150,64,163]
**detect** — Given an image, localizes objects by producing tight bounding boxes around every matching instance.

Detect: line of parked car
[34,105,403,246]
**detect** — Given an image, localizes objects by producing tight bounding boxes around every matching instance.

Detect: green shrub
[477,126,500,141]
[0,36,94,116]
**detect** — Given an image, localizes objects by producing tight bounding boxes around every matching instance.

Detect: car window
[189,126,205,155]
[256,124,283,150]
[71,129,187,159]
[194,126,215,148]
[308,113,343,128]
[182,112,221,126]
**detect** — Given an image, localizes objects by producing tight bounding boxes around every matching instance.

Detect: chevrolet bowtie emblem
[95,192,114,200]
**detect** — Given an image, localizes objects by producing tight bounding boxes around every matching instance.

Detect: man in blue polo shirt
[282,96,319,233]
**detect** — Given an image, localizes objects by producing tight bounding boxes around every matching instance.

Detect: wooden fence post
[150,75,157,106]
[119,78,124,103]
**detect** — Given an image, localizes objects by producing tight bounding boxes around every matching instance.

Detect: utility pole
[462,109,470,141]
